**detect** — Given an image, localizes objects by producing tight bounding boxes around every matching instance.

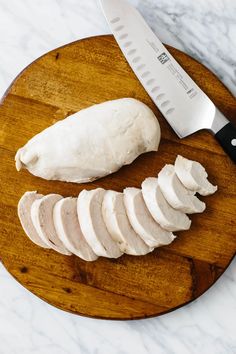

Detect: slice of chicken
[18,191,50,248]
[123,188,176,248]
[142,178,191,232]
[77,189,123,258]
[53,197,98,261]
[175,155,218,196]
[31,194,71,255]
[158,164,206,214]
[102,190,152,255]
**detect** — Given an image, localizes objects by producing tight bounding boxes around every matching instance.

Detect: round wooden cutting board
[0,35,235,320]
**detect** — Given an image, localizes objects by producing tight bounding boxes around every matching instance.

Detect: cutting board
[0,35,235,320]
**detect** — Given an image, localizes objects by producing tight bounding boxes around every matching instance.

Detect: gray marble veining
[138,0,236,96]
[0,1,235,353]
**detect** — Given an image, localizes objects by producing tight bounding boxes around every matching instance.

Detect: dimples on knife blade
[100,0,219,138]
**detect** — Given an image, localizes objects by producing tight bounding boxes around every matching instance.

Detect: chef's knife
[100,0,236,163]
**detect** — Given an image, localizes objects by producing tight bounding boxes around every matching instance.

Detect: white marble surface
[0,0,235,353]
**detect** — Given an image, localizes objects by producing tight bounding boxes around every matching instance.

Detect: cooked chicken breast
[31,194,71,255]
[158,164,206,214]
[175,155,218,196]
[18,191,50,248]
[123,188,176,248]
[77,189,123,258]
[53,197,98,261]
[15,98,161,183]
[102,190,152,255]
[142,178,191,232]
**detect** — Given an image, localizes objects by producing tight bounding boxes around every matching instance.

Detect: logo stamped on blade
[157,52,170,64]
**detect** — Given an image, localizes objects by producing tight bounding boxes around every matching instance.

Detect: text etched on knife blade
[146,39,198,99]
[167,63,198,99]
[146,39,160,54]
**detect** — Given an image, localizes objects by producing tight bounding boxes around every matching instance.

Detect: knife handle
[215,122,236,163]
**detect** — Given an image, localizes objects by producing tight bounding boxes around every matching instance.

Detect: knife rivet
[231,139,236,146]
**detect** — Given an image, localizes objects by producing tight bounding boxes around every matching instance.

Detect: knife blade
[100,0,236,163]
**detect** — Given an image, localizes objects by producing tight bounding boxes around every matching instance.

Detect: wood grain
[0,35,235,320]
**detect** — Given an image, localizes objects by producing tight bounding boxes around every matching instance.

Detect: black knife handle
[215,122,236,163]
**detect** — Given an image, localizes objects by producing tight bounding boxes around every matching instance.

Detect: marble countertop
[0,0,235,353]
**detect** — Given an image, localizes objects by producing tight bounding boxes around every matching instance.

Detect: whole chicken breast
[15,98,161,183]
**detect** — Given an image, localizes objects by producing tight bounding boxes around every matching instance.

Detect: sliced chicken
[77,189,123,258]
[175,155,218,196]
[18,191,50,248]
[102,190,152,255]
[31,194,71,255]
[123,188,176,248]
[53,197,98,261]
[158,164,206,214]
[142,178,191,232]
